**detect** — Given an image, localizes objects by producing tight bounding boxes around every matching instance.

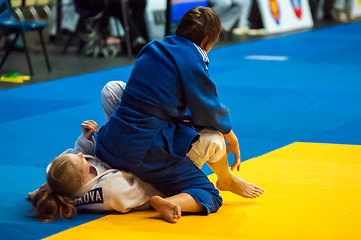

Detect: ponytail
[32,154,85,221]
[31,188,77,221]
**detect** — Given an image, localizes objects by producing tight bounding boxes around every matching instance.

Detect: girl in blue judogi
[96,7,263,223]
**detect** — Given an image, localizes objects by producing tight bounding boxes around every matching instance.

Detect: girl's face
[68,152,90,176]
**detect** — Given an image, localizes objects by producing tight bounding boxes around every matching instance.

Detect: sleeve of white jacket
[59,134,96,155]
[73,134,96,155]
[102,172,152,213]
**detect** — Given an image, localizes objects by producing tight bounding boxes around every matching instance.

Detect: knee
[206,187,223,214]
[188,129,226,167]
[101,81,126,102]
[101,81,126,121]
[185,186,223,214]
[206,131,227,163]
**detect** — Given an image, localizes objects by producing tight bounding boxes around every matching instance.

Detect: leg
[96,111,223,222]
[123,136,223,220]
[62,30,76,54]
[138,147,223,215]
[248,0,263,29]
[128,0,149,41]
[150,193,203,223]
[187,129,227,168]
[231,0,252,36]
[207,154,264,198]
[187,129,264,198]
[317,0,326,20]
[237,0,252,28]
[101,81,126,121]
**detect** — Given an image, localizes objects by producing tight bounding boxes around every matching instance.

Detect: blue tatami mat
[0,22,360,239]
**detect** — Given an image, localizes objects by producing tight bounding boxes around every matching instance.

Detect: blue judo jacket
[95,35,231,213]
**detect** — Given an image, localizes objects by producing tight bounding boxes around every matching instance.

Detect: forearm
[223,130,241,170]
[223,130,238,145]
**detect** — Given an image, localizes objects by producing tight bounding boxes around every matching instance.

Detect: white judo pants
[101,81,227,169]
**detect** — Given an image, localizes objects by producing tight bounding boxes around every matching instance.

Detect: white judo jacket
[54,134,161,213]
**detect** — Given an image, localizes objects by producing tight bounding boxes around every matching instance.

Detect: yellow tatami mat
[46,142,361,240]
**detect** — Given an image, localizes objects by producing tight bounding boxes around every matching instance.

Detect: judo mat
[0,22,360,239]
[46,142,361,240]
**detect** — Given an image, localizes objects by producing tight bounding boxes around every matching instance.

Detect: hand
[226,142,241,171]
[81,120,99,140]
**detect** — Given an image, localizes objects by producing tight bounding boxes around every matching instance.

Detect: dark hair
[31,155,84,221]
[176,6,221,50]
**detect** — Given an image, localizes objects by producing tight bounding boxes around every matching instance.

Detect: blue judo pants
[96,128,223,215]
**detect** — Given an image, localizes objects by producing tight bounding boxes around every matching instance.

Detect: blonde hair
[32,155,85,221]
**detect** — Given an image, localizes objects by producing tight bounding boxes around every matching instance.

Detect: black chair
[62,0,132,58]
[0,0,51,75]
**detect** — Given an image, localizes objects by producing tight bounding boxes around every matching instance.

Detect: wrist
[83,132,92,140]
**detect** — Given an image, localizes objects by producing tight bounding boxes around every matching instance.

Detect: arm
[29,121,99,199]
[223,130,241,171]
[71,120,99,155]
[180,56,231,134]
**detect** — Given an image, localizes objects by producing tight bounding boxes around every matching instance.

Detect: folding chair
[0,0,51,75]
[35,0,53,21]
[24,0,40,21]
[9,0,25,21]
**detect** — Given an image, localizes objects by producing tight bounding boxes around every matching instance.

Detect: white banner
[146,0,167,40]
[257,0,314,34]
[351,0,361,18]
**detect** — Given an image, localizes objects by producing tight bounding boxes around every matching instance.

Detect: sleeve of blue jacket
[179,51,232,134]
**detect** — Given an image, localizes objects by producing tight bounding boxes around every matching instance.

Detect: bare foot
[216,175,264,199]
[150,196,182,223]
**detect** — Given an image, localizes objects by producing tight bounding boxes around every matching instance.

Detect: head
[32,153,88,221]
[176,6,221,53]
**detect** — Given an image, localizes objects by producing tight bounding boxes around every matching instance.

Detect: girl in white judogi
[29,119,161,220]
